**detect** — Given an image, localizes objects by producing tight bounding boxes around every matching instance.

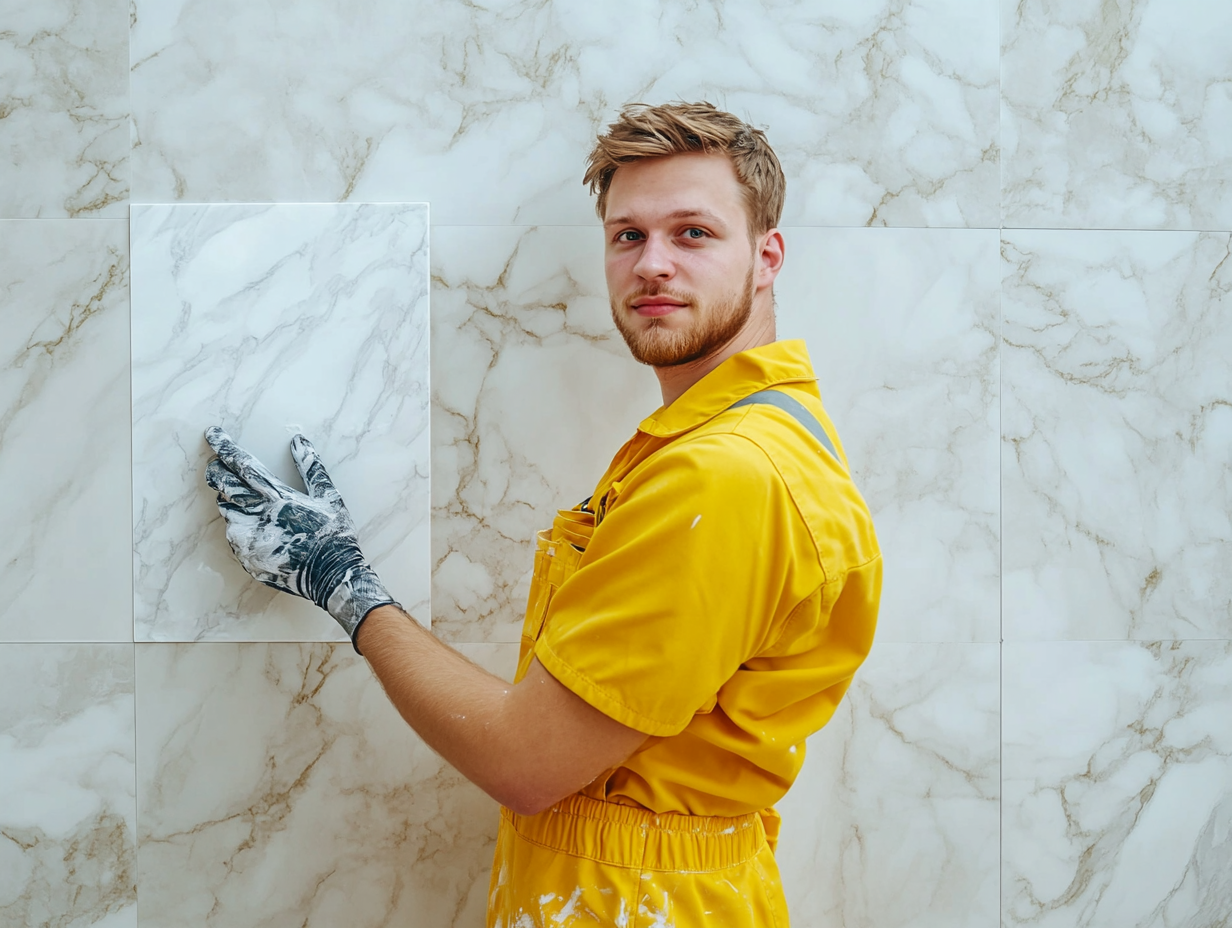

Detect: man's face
[603,153,759,368]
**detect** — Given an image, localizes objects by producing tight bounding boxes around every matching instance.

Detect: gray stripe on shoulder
[728,390,841,464]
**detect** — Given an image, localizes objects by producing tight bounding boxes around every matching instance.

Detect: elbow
[491,780,567,818]
[501,796,552,818]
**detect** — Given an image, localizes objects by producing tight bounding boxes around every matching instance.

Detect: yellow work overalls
[487,507,789,928]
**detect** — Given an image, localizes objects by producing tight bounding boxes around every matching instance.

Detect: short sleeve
[534,432,809,737]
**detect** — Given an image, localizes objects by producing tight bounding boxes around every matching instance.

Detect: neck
[654,295,776,407]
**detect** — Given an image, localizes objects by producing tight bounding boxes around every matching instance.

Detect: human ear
[756,229,785,287]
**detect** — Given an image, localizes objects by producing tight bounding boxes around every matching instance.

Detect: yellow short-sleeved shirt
[534,339,881,818]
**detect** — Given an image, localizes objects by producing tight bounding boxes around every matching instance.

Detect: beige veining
[0,0,129,218]
[1003,230,1232,640]
[1003,641,1232,927]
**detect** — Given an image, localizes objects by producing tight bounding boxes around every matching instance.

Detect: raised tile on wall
[431,226,658,643]
[777,642,1000,928]
[131,204,431,642]
[776,228,1001,643]
[1002,0,1232,230]
[1002,641,1232,927]
[0,644,136,928]
[135,642,515,928]
[1002,230,1232,640]
[0,0,129,217]
[130,0,998,226]
[0,220,132,642]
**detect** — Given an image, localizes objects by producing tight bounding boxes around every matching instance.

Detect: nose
[632,233,675,282]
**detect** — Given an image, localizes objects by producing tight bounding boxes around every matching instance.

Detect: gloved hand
[203,426,397,649]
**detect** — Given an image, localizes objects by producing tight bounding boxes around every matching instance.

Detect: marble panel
[431,226,658,643]
[0,644,136,928]
[0,0,129,217]
[777,642,1000,928]
[1002,641,1232,928]
[131,204,430,642]
[1002,231,1232,640]
[1002,0,1232,230]
[135,641,515,928]
[0,220,131,642]
[130,0,998,227]
[777,228,1001,642]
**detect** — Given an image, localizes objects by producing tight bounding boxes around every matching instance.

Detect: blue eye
[686,228,705,239]
[618,230,643,242]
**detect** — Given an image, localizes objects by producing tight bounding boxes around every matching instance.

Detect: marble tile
[0,0,129,217]
[431,226,658,643]
[777,229,1001,642]
[135,641,515,928]
[0,644,136,927]
[1002,0,1232,230]
[130,0,998,227]
[1002,231,1232,640]
[131,204,430,642]
[0,220,132,642]
[1003,641,1232,928]
[777,642,1000,928]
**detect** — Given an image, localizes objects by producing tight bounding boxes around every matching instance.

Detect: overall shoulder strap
[728,389,842,467]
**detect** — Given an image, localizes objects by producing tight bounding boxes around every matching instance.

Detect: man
[205,101,881,927]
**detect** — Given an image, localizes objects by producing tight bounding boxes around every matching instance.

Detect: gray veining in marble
[1002,230,1232,641]
[0,644,136,928]
[1003,641,1232,928]
[130,0,999,227]
[1002,0,1232,230]
[0,220,132,642]
[778,642,1000,928]
[131,203,431,642]
[0,0,129,217]
[136,641,513,928]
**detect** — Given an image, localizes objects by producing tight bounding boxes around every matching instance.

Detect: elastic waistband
[501,793,766,873]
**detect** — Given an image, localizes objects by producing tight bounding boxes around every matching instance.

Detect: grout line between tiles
[998,211,1005,927]
[7,637,1231,645]
[3,219,1226,234]
[127,174,140,918]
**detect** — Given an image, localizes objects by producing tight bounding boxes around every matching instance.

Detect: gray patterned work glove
[203,426,397,650]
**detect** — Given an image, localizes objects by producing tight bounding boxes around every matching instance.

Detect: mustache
[622,285,696,308]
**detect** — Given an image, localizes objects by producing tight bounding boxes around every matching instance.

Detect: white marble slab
[777,642,1000,928]
[130,0,998,227]
[131,204,430,642]
[0,644,136,927]
[135,641,514,928]
[431,226,658,643]
[1002,0,1232,230]
[777,228,1001,642]
[1002,230,1232,640]
[0,220,132,642]
[0,0,128,217]
[1003,641,1232,928]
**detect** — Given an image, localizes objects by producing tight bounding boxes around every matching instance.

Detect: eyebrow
[603,209,728,229]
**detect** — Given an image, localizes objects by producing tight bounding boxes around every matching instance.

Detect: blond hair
[583,101,785,238]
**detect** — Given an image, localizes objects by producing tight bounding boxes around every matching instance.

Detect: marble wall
[2,1,1231,927]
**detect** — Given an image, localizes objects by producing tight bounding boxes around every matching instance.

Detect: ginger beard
[612,262,756,368]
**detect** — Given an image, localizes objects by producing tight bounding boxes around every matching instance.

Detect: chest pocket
[515,507,593,683]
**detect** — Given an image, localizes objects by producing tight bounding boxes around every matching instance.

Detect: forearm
[355,605,639,815]
[201,430,643,814]
[355,606,525,802]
